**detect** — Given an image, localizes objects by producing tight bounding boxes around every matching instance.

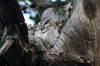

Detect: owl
[35,8,60,49]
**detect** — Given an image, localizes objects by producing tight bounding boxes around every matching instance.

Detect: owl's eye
[44,20,49,25]
[59,26,63,28]
[43,18,51,25]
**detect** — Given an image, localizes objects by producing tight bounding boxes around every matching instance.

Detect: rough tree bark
[0,0,34,66]
[31,0,100,66]
[0,0,100,66]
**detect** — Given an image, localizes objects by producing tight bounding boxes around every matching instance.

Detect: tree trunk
[0,0,100,66]
[0,0,34,66]
[32,0,100,66]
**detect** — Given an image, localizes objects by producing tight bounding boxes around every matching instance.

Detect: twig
[21,1,68,10]
[0,36,14,56]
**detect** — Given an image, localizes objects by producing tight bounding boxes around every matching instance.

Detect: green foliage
[18,0,67,25]
[32,14,41,25]
[52,6,63,15]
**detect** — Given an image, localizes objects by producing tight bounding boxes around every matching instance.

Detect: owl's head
[40,8,59,30]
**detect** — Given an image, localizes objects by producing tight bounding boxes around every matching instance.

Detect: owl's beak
[40,25,44,30]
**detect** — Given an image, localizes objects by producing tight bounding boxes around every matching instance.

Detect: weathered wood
[0,0,24,26]
[0,0,34,66]
[32,0,100,66]
[0,0,100,66]
[0,36,14,56]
